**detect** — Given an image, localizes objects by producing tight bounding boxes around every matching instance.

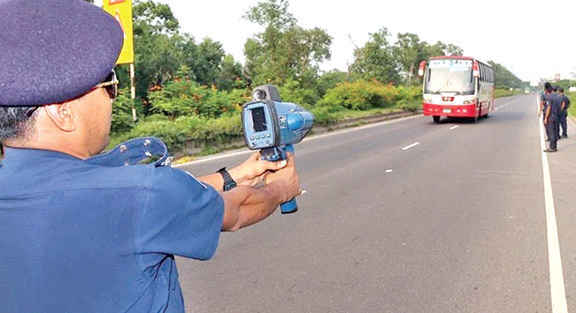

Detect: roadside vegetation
[0,0,534,162]
[104,0,534,158]
[0,0,556,160]
[568,93,576,117]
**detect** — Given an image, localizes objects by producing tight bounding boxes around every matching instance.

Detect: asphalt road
[175,95,576,313]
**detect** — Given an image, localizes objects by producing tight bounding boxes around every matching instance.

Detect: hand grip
[280,198,298,214]
[279,144,297,214]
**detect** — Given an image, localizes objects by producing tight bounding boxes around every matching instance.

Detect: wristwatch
[217,167,237,191]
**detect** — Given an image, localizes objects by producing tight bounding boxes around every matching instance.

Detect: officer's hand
[228,152,288,187]
[264,153,301,204]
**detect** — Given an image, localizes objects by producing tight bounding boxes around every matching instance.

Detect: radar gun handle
[260,144,298,214]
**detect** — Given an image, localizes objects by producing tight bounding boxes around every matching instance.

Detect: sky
[111,0,576,83]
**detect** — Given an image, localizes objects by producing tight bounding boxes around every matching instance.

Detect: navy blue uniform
[0,140,224,312]
[559,94,570,138]
[545,93,562,151]
[541,90,549,121]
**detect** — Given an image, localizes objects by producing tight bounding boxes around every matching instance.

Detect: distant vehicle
[418,56,495,123]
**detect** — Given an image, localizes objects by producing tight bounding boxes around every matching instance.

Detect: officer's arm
[544,104,551,124]
[220,154,300,232]
[199,153,287,190]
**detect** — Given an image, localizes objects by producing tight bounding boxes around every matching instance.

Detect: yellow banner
[103,0,134,65]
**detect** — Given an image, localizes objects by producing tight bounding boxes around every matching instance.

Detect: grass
[568,92,575,118]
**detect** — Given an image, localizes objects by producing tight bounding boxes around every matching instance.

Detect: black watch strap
[217,167,237,191]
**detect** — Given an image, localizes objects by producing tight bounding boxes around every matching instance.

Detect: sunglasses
[26,70,119,117]
[96,70,119,100]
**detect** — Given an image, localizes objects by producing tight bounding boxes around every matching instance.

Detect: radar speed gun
[241,85,314,214]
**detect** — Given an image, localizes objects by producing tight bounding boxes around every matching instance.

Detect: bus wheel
[483,103,491,118]
[433,116,441,123]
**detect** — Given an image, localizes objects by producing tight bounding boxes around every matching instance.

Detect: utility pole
[347,34,360,79]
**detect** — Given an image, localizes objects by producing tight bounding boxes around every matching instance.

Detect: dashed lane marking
[402,142,420,151]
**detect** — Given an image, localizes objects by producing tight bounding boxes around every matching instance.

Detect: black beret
[0,0,124,106]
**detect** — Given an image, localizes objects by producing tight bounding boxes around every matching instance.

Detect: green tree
[217,55,247,91]
[350,28,399,84]
[177,33,199,81]
[191,39,225,87]
[445,44,464,56]
[132,0,182,99]
[393,33,424,86]
[488,61,523,89]
[130,0,237,115]
[243,0,332,86]
[133,0,179,36]
[316,70,350,95]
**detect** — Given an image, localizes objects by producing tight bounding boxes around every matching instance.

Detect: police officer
[0,0,301,312]
[558,87,570,138]
[540,82,553,141]
[540,82,553,121]
[543,84,562,152]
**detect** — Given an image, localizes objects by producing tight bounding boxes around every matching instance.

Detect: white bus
[418,56,495,123]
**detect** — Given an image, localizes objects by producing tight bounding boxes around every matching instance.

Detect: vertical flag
[103,0,134,64]
[102,0,137,121]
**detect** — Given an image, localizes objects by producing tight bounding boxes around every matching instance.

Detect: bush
[279,78,321,108]
[494,88,519,98]
[108,114,242,153]
[112,119,188,150]
[107,78,425,155]
[226,88,253,107]
[148,79,239,119]
[309,106,343,125]
[568,92,575,117]
[191,115,242,145]
[317,80,420,111]
[110,88,135,135]
[396,99,421,112]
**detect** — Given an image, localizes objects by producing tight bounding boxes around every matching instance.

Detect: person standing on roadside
[558,87,570,138]
[543,84,562,152]
[540,82,553,141]
[540,82,553,121]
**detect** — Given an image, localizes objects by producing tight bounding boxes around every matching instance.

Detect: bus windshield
[424,59,475,95]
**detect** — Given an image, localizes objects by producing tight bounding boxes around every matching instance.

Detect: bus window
[424,59,474,95]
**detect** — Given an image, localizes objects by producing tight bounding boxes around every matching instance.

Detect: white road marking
[385,169,393,173]
[176,115,423,166]
[402,142,420,151]
[176,95,529,166]
[538,97,568,313]
[450,126,458,130]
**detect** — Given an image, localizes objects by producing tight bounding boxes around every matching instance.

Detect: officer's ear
[43,102,76,132]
